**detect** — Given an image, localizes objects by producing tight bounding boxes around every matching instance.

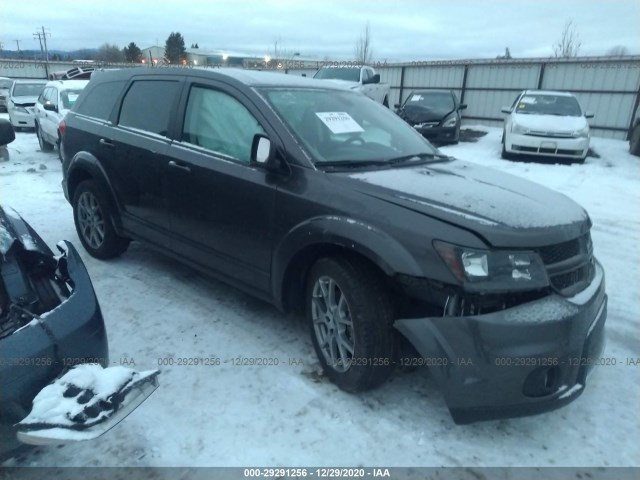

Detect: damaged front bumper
[395,261,607,424]
[0,241,108,453]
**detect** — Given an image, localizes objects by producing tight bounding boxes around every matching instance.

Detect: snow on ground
[1,116,638,468]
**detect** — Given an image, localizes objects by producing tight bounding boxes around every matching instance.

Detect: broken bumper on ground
[0,241,108,452]
[395,261,607,424]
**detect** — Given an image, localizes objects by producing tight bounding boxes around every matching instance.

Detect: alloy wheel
[311,275,355,372]
[77,191,106,249]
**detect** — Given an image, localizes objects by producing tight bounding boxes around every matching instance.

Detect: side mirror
[363,73,380,85]
[0,118,16,146]
[501,107,512,114]
[251,134,275,167]
[394,103,401,109]
[459,104,468,110]
[43,102,58,112]
[585,112,594,119]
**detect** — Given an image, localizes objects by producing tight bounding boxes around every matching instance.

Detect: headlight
[434,241,548,292]
[14,106,29,114]
[442,115,457,128]
[573,126,589,138]
[511,122,529,135]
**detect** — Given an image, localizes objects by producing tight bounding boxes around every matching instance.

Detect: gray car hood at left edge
[336,159,590,248]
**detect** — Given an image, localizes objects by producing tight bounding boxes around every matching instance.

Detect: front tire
[501,130,513,160]
[72,180,129,259]
[306,256,395,392]
[36,123,53,152]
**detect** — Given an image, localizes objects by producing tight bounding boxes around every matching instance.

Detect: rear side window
[75,80,126,121]
[118,80,180,136]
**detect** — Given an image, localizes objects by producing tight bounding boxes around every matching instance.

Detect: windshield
[12,83,45,97]
[61,89,85,109]
[0,79,13,89]
[260,88,440,165]
[314,68,361,82]
[405,91,454,110]
[515,94,582,116]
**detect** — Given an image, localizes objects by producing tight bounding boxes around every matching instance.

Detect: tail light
[59,120,66,137]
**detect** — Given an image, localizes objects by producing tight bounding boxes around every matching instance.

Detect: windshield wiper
[317,160,393,169]
[384,152,449,164]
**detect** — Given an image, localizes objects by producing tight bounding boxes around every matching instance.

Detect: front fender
[272,215,423,307]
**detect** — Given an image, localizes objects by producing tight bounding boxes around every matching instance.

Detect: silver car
[7,80,47,130]
[0,77,14,112]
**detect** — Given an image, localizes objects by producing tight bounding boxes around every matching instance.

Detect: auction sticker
[315,112,364,134]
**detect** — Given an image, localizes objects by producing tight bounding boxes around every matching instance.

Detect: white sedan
[501,90,593,163]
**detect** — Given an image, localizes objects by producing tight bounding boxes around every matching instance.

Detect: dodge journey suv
[61,68,607,424]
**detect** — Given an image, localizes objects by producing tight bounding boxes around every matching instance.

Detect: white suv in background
[34,79,89,159]
[501,90,594,163]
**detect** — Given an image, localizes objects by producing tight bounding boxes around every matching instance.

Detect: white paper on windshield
[519,96,536,104]
[410,94,423,101]
[315,112,364,134]
[67,93,79,104]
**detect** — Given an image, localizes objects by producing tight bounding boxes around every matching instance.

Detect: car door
[164,80,278,293]
[108,77,183,247]
[41,87,60,140]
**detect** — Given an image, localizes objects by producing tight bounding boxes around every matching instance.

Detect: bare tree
[605,45,629,56]
[354,22,373,65]
[553,20,582,58]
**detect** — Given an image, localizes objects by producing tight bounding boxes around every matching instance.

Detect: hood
[512,113,588,133]
[11,96,39,106]
[400,105,453,124]
[0,205,51,255]
[336,160,590,247]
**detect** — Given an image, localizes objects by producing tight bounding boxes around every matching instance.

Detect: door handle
[99,138,114,148]
[168,160,191,173]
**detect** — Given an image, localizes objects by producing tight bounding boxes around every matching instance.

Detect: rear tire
[306,256,395,392]
[72,180,129,259]
[36,123,53,152]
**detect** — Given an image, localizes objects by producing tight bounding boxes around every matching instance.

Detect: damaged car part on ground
[0,204,158,456]
[60,67,607,424]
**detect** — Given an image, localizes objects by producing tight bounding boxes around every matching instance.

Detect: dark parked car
[395,89,467,144]
[0,119,157,455]
[61,68,606,423]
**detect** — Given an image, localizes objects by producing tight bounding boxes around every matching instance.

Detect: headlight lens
[442,115,457,128]
[573,126,589,138]
[511,122,529,135]
[15,106,29,114]
[434,241,548,292]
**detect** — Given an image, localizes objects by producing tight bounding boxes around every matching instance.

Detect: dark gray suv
[60,67,606,423]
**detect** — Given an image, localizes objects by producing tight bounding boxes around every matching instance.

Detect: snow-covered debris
[17,365,159,444]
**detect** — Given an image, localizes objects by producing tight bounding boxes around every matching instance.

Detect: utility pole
[33,26,51,78]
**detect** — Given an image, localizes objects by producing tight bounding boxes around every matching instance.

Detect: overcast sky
[2,0,639,60]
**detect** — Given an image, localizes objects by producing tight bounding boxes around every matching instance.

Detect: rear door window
[118,80,181,136]
[75,80,126,121]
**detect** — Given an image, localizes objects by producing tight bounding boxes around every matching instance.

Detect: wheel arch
[273,216,423,314]
[67,152,123,230]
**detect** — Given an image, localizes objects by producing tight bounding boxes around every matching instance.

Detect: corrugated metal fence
[286,56,640,140]
[3,56,639,139]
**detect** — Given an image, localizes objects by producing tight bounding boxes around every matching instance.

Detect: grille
[550,263,593,291]
[537,233,594,295]
[538,237,582,264]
